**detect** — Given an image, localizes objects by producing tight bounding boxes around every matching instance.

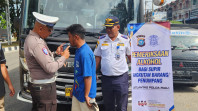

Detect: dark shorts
[101,72,129,111]
[29,82,57,111]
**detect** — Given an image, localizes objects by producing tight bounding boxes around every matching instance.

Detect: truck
[171,24,198,87]
[17,0,144,110]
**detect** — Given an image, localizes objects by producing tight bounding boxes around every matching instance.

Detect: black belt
[29,82,55,91]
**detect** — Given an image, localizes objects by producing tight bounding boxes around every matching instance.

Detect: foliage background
[0,0,21,40]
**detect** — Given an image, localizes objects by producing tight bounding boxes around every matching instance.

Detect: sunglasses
[47,26,53,32]
[41,26,53,32]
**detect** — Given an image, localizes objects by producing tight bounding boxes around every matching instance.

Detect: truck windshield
[171,36,198,49]
[22,0,138,34]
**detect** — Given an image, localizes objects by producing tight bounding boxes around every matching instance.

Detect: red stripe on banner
[159,0,164,5]
[155,21,170,30]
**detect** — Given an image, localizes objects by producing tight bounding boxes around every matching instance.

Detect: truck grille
[172,61,198,69]
[55,71,103,104]
[172,61,198,81]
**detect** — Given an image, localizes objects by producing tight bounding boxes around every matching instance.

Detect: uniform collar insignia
[103,41,108,43]
[106,18,113,24]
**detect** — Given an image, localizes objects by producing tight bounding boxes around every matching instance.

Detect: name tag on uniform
[117,43,125,46]
[102,43,109,46]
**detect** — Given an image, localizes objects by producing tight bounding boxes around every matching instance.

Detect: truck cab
[17,0,144,110]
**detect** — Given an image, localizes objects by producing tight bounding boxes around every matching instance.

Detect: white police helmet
[32,12,59,28]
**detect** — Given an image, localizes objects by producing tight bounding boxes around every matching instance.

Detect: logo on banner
[138,101,147,106]
[149,35,159,47]
[137,35,145,47]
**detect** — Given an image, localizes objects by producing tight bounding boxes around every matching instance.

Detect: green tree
[0,0,7,14]
[0,12,7,29]
[10,0,21,41]
[0,0,21,40]
[9,0,15,32]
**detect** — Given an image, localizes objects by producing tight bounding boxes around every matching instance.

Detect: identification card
[115,52,120,60]
[115,45,120,60]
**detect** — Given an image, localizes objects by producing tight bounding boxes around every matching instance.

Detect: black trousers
[28,82,57,111]
[101,72,129,111]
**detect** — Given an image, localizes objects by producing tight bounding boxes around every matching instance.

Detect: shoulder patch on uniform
[99,35,106,39]
[95,40,99,48]
[42,47,48,55]
[121,35,129,39]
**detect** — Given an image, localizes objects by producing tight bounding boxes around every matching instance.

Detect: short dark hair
[66,24,85,39]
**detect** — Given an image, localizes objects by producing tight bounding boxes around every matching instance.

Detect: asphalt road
[3,50,198,111]
[174,85,198,111]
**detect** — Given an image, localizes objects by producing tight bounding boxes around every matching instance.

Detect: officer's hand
[9,85,15,97]
[61,46,70,59]
[56,44,64,55]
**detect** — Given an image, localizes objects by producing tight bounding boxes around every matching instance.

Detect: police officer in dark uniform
[24,12,70,111]
[0,44,15,111]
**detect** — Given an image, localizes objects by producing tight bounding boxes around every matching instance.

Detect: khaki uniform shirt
[24,31,66,80]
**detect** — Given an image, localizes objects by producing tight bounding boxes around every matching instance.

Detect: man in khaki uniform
[24,12,70,111]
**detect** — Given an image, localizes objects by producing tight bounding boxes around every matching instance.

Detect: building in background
[145,0,198,24]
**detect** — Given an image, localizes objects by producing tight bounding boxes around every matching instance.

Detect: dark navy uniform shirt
[0,44,6,98]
